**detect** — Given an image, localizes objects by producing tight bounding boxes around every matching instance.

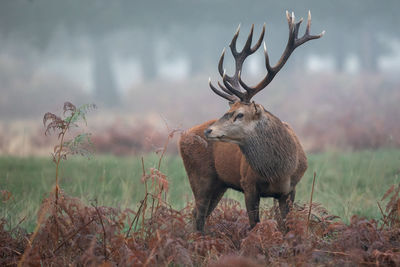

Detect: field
[1,2,400,264]
[2,148,399,232]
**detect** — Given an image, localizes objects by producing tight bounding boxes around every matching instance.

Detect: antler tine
[306,10,311,35]
[217,81,234,95]
[238,70,253,93]
[286,11,296,50]
[222,71,245,100]
[218,48,226,77]
[250,23,265,53]
[294,17,304,40]
[224,24,246,86]
[263,42,273,73]
[241,24,254,53]
[209,78,237,103]
[221,24,244,86]
[230,24,241,56]
[294,10,325,48]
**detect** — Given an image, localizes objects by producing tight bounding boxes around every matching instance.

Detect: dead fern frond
[382,184,400,227]
[63,101,76,115]
[42,102,96,203]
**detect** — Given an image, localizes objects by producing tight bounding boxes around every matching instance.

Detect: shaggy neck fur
[239,115,297,184]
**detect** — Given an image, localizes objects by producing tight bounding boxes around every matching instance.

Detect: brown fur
[179,102,307,232]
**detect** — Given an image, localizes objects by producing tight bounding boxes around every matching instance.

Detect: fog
[0,0,399,155]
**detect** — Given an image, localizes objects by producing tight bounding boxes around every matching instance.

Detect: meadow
[1,148,399,232]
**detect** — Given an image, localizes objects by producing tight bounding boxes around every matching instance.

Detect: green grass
[1,149,400,232]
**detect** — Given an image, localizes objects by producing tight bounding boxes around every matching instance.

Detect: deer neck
[238,117,297,183]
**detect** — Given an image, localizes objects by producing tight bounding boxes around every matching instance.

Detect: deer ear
[252,101,260,115]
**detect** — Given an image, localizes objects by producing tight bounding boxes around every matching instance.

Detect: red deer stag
[179,11,324,232]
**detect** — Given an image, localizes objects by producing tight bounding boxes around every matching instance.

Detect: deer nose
[204,128,212,137]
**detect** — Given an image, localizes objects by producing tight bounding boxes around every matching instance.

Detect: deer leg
[278,190,295,220]
[192,179,218,233]
[290,189,296,203]
[206,185,227,217]
[244,189,260,229]
[194,196,211,233]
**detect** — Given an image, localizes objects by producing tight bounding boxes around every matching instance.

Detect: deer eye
[234,113,244,121]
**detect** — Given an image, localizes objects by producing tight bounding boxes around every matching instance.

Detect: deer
[179,11,324,232]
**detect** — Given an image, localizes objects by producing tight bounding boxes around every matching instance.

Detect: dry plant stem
[127,147,174,238]
[157,130,179,170]
[126,158,148,238]
[377,201,389,228]
[126,195,147,238]
[54,117,72,204]
[143,245,157,267]
[157,117,180,170]
[142,157,147,193]
[140,157,148,237]
[307,172,316,235]
[157,134,170,171]
[313,249,351,257]
[94,205,108,261]
[218,224,239,249]
[151,198,155,217]
[2,247,22,256]
[157,127,179,202]
[140,194,148,238]
[53,217,95,253]
[157,132,172,203]
[17,203,51,267]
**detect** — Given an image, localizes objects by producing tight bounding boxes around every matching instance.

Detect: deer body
[179,11,323,232]
[180,104,307,230]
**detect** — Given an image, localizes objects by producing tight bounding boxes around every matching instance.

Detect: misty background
[0,0,399,155]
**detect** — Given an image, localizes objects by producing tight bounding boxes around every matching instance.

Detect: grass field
[1,149,400,232]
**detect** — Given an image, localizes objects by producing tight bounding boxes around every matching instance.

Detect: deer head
[205,11,324,145]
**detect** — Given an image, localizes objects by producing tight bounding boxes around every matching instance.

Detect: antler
[209,23,265,103]
[209,11,325,103]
